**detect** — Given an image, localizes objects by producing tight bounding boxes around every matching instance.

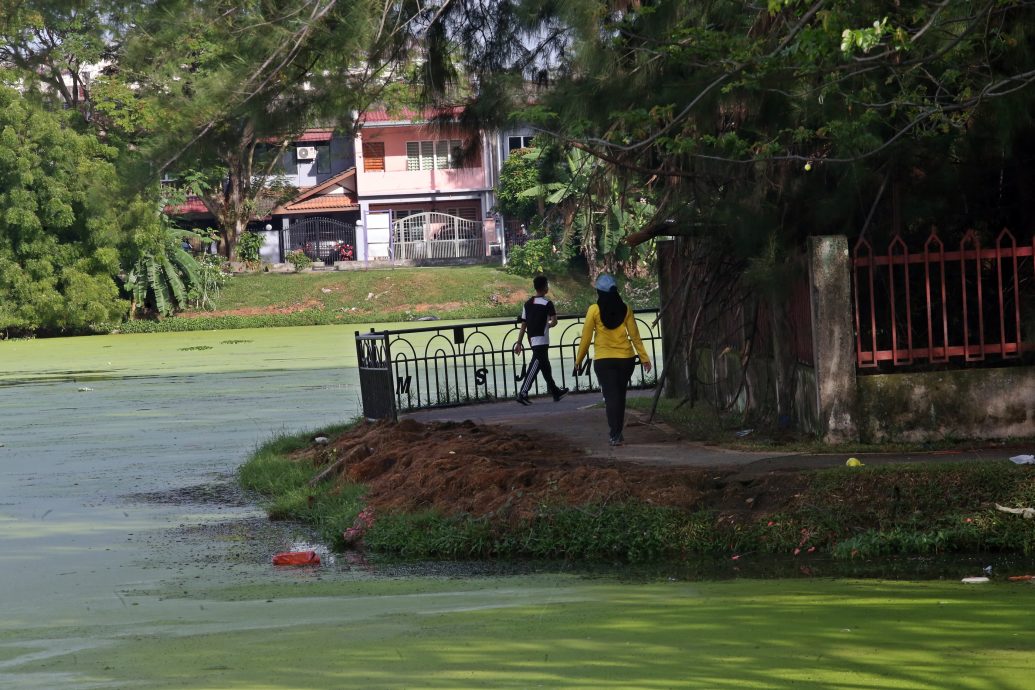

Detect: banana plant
[126,226,217,318]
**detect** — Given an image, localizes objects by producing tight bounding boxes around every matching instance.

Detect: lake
[1,325,1032,689]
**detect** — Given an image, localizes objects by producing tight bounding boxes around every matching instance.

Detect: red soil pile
[290,419,806,522]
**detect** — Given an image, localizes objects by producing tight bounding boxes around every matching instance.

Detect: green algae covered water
[1,326,1034,689]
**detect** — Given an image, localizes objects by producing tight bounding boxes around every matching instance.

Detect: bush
[237,231,265,266]
[506,232,566,278]
[285,249,313,272]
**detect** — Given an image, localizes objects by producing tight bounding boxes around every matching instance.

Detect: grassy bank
[241,423,1035,563]
[116,265,644,333]
[627,395,1035,454]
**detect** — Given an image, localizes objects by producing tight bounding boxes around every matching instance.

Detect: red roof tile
[360,106,464,125]
[259,128,335,144]
[274,196,358,213]
[164,197,210,216]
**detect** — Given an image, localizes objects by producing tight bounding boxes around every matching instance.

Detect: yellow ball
[846,457,863,467]
[804,162,812,171]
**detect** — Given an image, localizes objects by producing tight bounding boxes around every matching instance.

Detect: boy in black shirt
[513,275,569,405]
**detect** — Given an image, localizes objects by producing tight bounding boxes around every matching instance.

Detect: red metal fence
[853,228,1035,369]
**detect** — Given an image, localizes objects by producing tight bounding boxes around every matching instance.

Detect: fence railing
[852,228,1034,369]
[355,310,663,419]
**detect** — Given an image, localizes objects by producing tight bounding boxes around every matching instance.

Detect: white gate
[392,212,484,260]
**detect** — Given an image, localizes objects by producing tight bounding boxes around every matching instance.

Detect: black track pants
[520,345,560,397]
[593,357,636,439]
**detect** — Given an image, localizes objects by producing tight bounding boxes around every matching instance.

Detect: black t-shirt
[520,296,556,346]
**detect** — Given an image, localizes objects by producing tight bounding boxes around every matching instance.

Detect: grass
[111,265,661,333]
[628,395,1035,454]
[215,265,603,319]
[240,421,367,548]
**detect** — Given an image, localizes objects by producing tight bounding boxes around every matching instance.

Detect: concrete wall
[857,366,1035,442]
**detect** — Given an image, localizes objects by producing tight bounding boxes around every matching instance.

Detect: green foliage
[285,249,313,273]
[124,199,221,317]
[495,147,542,221]
[0,86,126,336]
[423,0,1035,272]
[240,422,365,545]
[119,0,404,258]
[236,231,265,266]
[505,230,567,278]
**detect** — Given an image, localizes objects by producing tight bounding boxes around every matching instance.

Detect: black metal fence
[286,217,356,265]
[355,310,662,420]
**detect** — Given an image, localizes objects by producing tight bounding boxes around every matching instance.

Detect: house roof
[164,196,210,217]
[272,168,359,215]
[360,106,464,127]
[276,196,359,213]
[259,128,335,144]
[293,168,356,202]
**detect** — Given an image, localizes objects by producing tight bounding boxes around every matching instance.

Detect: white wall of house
[258,227,281,263]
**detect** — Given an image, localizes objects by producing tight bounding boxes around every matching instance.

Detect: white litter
[314,436,329,445]
[961,577,990,584]
[1009,455,1035,464]
[996,503,1035,519]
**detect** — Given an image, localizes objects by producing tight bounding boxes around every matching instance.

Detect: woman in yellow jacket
[573,274,652,447]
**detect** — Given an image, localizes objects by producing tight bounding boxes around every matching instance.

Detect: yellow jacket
[574,304,652,365]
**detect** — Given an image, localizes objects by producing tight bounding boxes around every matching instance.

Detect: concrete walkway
[403,390,1024,471]
[404,390,792,468]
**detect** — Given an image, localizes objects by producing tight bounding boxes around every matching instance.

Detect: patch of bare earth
[289,419,810,523]
[385,301,465,314]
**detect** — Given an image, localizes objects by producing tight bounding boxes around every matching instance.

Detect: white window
[406,139,465,170]
[508,135,535,153]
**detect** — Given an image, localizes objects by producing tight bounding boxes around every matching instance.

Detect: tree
[417,0,1035,424]
[495,146,542,222]
[0,1,140,128]
[499,144,656,275]
[122,198,222,318]
[0,86,126,335]
[118,0,414,260]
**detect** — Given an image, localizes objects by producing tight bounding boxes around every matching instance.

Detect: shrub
[237,231,265,266]
[285,249,313,272]
[506,232,566,277]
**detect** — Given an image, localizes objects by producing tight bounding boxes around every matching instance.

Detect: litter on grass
[1009,455,1035,464]
[961,577,990,584]
[995,503,1035,519]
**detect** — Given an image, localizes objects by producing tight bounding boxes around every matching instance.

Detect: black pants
[520,344,561,397]
[594,357,636,440]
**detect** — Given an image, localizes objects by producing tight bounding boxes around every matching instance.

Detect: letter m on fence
[396,375,412,395]
[575,358,592,376]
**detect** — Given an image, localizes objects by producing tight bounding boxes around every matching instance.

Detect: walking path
[403,390,1022,471]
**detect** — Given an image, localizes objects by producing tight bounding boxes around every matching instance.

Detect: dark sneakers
[553,387,569,402]
[516,393,532,406]
[609,433,625,447]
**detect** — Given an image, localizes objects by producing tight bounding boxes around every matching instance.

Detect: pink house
[354,109,500,261]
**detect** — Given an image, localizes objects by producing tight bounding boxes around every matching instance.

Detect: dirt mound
[291,419,807,522]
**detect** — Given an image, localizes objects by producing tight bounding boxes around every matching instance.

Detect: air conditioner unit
[296,146,316,160]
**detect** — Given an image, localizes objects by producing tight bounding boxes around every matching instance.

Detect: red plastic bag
[272,550,321,566]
